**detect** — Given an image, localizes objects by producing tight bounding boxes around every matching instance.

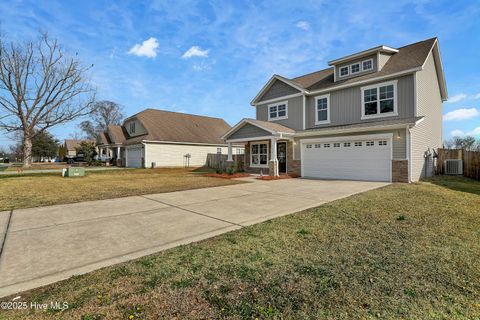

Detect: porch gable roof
[222,118,296,141]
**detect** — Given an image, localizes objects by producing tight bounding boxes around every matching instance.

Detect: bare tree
[0,32,95,167]
[79,100,124,140]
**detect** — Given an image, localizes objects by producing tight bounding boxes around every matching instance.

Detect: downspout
[302,94,306,130]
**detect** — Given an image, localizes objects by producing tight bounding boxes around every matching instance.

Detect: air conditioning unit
[444,159,463,175]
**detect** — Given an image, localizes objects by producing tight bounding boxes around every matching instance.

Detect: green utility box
[63,167,86,177]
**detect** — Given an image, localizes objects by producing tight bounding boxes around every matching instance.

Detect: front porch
[223,119,299,177]
[98,144,124,166]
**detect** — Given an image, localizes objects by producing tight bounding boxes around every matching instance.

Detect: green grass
[0,168,240,211]
[1,177,479,319]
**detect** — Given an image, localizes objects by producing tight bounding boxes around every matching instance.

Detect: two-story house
[223,37,447,182]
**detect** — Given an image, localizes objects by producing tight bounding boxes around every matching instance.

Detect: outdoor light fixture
[396,131,401,139]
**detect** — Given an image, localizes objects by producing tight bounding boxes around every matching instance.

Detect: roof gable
[251,75,305,105]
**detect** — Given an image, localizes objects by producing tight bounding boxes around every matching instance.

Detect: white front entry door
[301,136,392,182]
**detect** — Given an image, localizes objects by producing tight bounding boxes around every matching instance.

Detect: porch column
[227,142,233,161]
[270,137,278,176]
[117,146,121,160]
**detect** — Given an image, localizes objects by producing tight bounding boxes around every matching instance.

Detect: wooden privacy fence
[464,150,480,180]
[436,148,480,180]
[206,153,244,171]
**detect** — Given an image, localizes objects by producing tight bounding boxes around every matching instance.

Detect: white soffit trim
[328,45,399,66]
[294,122,418,137]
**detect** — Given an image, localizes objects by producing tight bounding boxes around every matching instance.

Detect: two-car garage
[301,134,393,182]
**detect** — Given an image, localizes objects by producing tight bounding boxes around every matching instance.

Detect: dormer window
[350,63,360,74]
[339,66,349,77]
[268,101,288,121]
[129,122,136,133]
[362,59,373,71]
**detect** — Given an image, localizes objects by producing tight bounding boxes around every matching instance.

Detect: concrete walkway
[0,178,388,297]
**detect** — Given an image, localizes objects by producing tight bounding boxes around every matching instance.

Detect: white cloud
[182,46,209,59]
[450,127,480,137]
[446,93,467,103]
[296,20,310,31]
[128,37,159,58]
[443,108,480,121]
[450,129,465,137]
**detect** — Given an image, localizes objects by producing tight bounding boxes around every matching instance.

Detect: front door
[277,142,287,174]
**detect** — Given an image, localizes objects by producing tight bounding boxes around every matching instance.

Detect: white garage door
[126,147,143,168]
[302,136,392,182]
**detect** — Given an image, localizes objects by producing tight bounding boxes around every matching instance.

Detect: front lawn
[0,168,241,211]
[1,177,479,319]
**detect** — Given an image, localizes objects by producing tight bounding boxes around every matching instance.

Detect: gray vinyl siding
[228,123,271,140]
[257,95,304,131]
[258,79,300,102]
[293,129,406,160]
[335,54,377,81]
[378,53,392,70]
[306,74,415,129]
[410,51,443,181]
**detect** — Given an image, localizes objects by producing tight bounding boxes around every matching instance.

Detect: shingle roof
[124,109,231,145]
[97,132,110,145]
[289,38,436,92]
[298,117,424,134]
[107,125,127,144]
[65,139,93,151]
[245,118,296,134]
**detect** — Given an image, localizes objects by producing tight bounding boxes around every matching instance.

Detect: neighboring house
[223,37,447,182]
[97,125,128,165]
[98,109,242,168]
[59,139,93,160]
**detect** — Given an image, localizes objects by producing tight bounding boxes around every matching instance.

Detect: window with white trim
[324,143,330,148]
[306,144,312,149]
[354,142,362,147]
[250,142,268,167]
[362,59,373,71]
[268,101,288,121]
[129,122,136,134]
[344,142,351,147]
[216,148,222,154]
[339,66,349,77]
[351,63,360,74]
[236,148,244,155]
[333,143,340,148]
[315,94,330,124]
[361,81,397,119]
[366,141,374,146]
[314,143,321,148]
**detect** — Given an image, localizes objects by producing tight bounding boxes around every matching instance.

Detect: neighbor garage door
[126,147,143,168]
[301,135,392,182]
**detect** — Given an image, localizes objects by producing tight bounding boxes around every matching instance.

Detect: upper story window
[350,63,360,74]
[339,66,349,77]
[362,59,373,71]
[129,122,136,133]
[315,94,330,125]
[268,101,288,121]
[361,80,398,119]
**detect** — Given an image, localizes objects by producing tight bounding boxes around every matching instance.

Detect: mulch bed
[204,173,251,179]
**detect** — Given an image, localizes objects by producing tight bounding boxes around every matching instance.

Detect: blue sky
[0,0,479,148]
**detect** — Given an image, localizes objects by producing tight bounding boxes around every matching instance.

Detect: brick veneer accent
[286,140,301,176]
[392,160,409,183]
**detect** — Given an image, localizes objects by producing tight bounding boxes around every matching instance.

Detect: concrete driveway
[0,178,387,297]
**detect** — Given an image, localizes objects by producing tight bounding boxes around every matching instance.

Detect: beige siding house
[97,109,241,168]
[223,37,447,182]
